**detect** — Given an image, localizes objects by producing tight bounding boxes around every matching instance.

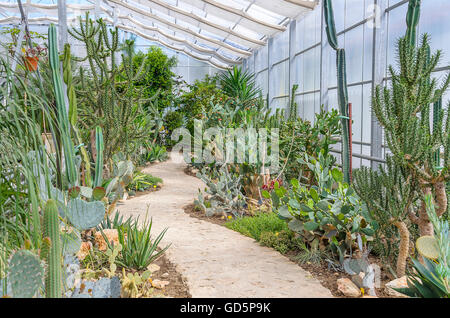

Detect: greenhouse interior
[0,0,449,302]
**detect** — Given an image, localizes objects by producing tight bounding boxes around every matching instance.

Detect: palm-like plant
[219,66,260,105]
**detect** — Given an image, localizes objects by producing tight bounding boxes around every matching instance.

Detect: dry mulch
[184,166,199,178]
[183,202,228,226]
[152,253,191,298]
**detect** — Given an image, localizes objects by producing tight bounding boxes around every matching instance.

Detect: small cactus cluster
[194,166,247,218]
[103,244,122,278]
[106,153,135,203]
[121,268,152,298]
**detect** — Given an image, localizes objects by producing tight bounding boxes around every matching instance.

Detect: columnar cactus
[63,43,93,188]
[42,199,62,298]
[48,24,78,188]
[94,126,104,188]
[324,0,351,183]
[406,0,421,46]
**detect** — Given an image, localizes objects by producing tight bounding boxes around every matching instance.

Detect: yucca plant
[219,66,260,106]
[101,212,170,270]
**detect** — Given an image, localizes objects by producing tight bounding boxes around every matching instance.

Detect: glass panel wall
[243,0,450,168]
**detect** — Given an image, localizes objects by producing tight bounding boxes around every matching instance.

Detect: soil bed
[151,253,191,298]
[184,202,228,226]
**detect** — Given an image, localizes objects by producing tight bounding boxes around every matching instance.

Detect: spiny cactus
[324,0,351,183]
[195,166,247,217]
[8,250,44,298]
[353,157,417,277]
[288,84,299,120]
[48,24,78,188]
[63,43,93,188]
[66,198,106,231]
[416,236,439,260]
[94,126,104,188]
[406,0,421,46]
[372,34,449,237]
[43,199,62,298]
[69,13,153,164]
[105,153,135,203]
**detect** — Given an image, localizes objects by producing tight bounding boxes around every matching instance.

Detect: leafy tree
[131,46,177,110]
[179,74,226,133]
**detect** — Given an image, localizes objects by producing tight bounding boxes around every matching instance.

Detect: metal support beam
[370,0,388,170]
[267,37,273,110]
[288,20,297,117]
[57,0,68,50]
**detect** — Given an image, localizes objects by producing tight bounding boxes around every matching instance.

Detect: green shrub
[179,74,226,133]
[131,46,177,110]
[127,172,162,193]
[259,230,297,254]
[145,144,169,163]
[163,110,184,133]
[225,213,289,241]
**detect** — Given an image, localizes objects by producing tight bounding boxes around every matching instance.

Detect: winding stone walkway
[118,152,333,298]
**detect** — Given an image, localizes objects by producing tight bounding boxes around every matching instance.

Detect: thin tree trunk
[392,220,410,277]
[418,187,434,237]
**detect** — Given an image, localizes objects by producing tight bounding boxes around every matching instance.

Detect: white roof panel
[0,0,318,68]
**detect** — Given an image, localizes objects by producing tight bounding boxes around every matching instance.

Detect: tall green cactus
[94,126,104,188]
[63,44,93,187]
[324,0,351,183]
[406,0,421,47]
[48,24,78,187]
[289,84,299,120]
[42,199,62,298]
[69,13,153,165]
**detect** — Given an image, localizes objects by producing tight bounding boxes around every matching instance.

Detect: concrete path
[118,152,333,298]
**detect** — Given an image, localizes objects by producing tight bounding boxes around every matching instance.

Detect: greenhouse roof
[0,0,317,69]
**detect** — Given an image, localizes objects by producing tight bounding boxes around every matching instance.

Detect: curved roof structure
[0,0,318,69]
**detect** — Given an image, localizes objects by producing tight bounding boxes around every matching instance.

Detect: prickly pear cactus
[8,250,44,298]
[61,228,82,256]
[66,198,106,231]
[416,235,439,260]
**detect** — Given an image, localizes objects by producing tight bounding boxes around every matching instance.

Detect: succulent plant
[323,0,351,183]
[42,199,62,298]
[66,198,106,231]
[416,236,440,260]
[8,250,44,298]
[195,166,247,217]
[106,153,135,202]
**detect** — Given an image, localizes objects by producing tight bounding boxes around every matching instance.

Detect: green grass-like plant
[127,172,162,193]
[101,212,170,270]
[225,213,289,241]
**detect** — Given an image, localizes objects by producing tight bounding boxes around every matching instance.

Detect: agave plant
[219,66,260,106]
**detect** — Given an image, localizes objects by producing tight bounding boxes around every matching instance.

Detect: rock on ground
[118,152,333,298]
[337,278,361,297]
[385,276,409,298]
